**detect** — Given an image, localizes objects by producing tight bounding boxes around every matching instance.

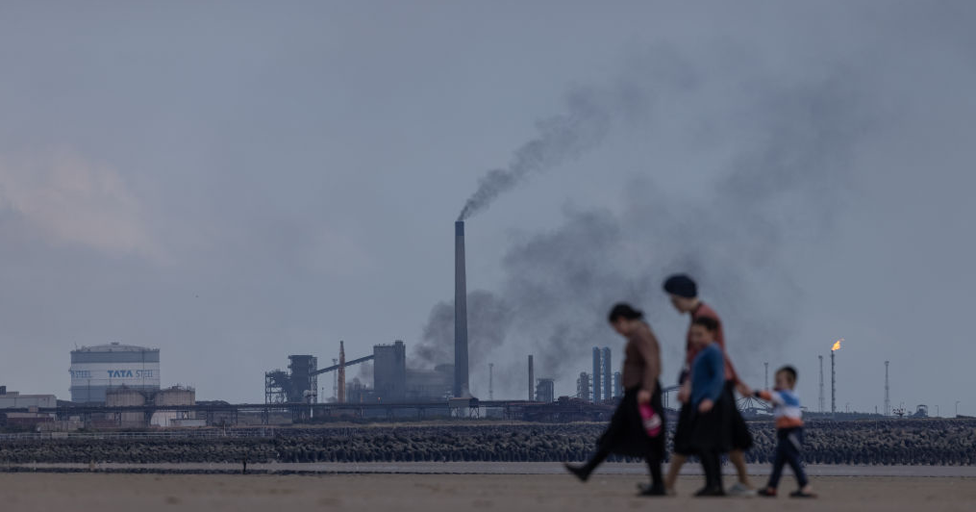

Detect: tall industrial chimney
[489,363,494,401]
[338,341,346,404]
[454,221,469,398]
[528,355,534,401]
[884,361,890,417]
[818,355,825,413]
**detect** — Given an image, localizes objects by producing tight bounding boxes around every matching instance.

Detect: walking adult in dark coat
[565,303,667,496]
[663,274,755,495]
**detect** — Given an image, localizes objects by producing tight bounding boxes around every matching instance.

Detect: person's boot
[694,486,726,497]
[564,463,592,482]
[637,482,667,496]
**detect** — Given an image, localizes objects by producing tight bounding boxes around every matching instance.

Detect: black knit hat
[663,274,697,298]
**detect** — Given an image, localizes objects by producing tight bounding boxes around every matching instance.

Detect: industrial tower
[885,361,890,417]
[819,355,825,413]
[489,363,494,401]
[830,339,842,415]
[454,221,469,398]
[592,347,602,402]
[337,341,346,403]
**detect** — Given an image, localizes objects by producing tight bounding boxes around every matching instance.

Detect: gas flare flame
[831,338,844,351]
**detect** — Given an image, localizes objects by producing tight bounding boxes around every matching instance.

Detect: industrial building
[577,372,591,400]
[103,385,197,428]
[105,387,147,428]
[265,340,453,405]
[0,389,57,428]
[69,343,160,403]
[592,347,602,402]
[366,340,453,402]
[589,347,620,402]
[151,386,199,427]
[374,341,407,402]
[535,378,555,403]
[0,389,56,409]
[404,365,453,401]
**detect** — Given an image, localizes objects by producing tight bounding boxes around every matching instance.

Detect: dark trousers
[582,387,664,488]
[767,427,808,489]
[699,449,722,490]
[583,446,663,488]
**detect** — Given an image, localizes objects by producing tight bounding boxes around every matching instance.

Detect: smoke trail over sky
[457,87,626,221]
[426,49,874,398]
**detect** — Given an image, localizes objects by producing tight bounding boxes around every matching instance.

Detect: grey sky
[1,2,974,416]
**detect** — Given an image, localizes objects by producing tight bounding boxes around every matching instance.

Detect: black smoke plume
[425,48,873,399]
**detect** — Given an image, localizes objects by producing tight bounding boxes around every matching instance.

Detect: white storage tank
[154,386,195,407]
[69,342,160,403]
[151,386,196,427]
[105,387,148,428]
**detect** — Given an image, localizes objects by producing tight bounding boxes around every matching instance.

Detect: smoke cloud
[415,289,514,369]
[457,87,631,221]
[424,48,873,399]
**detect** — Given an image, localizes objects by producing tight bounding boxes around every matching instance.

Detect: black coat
[596,383,665,458]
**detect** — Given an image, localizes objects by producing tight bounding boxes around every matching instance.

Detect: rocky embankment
[1,419,973,466]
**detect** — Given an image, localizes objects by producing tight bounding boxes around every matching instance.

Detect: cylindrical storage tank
[69,343,160,403]
[154,387,195,406]
[105,388,146,407]
[151,386,196,427]
[105,387,147,428]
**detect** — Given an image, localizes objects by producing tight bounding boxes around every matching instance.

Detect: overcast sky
[1,1,974,416]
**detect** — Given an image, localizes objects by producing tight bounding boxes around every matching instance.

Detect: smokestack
[454,221,469,397]
[819,355,825,413]
[884,361,890,417]
[528,355,534,401]
[489,363,494,401]
[338,341,346,404]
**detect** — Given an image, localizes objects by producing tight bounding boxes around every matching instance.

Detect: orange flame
[831,338,843,351]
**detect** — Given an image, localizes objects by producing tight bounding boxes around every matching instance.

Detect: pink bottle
[639,403,662,437]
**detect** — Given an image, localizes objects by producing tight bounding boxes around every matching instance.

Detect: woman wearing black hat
[565,303,666,496]
[663,274,756,496]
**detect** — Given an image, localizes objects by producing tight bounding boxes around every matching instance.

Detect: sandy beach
[2,470,974,512]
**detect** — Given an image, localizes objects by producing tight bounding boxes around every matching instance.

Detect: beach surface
[1,465,974,512]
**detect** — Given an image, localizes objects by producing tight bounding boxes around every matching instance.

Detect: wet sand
[1,471,974,512]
